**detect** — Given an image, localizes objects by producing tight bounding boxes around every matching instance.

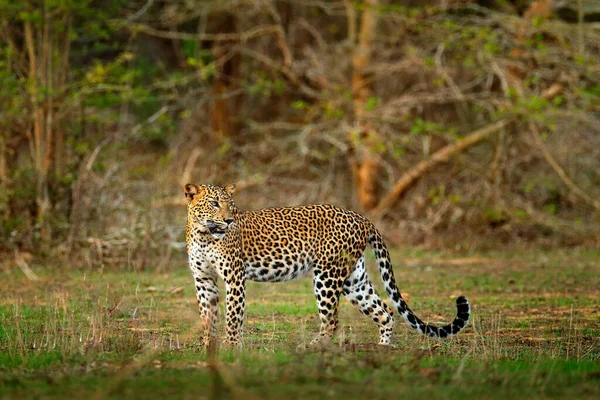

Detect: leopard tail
[368,228,470,338]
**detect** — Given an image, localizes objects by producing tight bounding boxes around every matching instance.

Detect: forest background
[1,0,599,269]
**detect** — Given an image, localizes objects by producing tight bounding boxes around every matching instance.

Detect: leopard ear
[184,183,204,202]
[224,183,236,196]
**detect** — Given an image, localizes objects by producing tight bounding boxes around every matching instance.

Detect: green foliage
[410,118,437,135]
[442,24,502,62]
[410,118,455,138]
[427,185,446,205]
[292,100,308,110]
[247,72,287,98]
[380,4,407,14]
[544,203,558,215]
[0,51,26,124]
[484,207,508,224]
[392,146,405,159]
[324,103,344,120]
[186,48,215,80]
[348,130,385,154]
[577,85,600,97]
[427,185,461,206]
[0,0,176,250]
[217,141,233,159]
[364,96,381,111]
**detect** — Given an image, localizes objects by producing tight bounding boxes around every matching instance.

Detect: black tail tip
[455,296,470,322]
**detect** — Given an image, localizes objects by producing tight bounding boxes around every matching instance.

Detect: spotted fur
[185,183,470,347]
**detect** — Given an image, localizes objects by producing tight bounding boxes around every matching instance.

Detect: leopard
[184,183,470,347]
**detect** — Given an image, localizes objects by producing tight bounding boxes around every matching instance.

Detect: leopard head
[184,183,236,239]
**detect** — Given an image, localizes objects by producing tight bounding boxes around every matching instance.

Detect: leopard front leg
[223,266,246,347]
[310,267,344,346]
[194,275,219,348]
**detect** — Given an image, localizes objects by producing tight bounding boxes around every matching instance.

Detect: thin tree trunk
[44,1,53,177]
[20,1,72,250]
[24,3,56,249]
[350,0,380,211]
[54,13,71,176]
[211,13,240,140]
[0,134,7,219]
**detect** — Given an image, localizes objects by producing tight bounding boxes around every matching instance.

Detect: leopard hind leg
[343,255,395,345]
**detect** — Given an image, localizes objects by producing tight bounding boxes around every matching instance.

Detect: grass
[0,247,599,399]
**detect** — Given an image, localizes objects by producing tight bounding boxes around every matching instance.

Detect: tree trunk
[0,134,7,219]
[24,18,51,249]
[350,0,380,211]
[211,13,240,141]
[21,1,71,250]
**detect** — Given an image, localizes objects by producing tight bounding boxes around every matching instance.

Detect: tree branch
[371,119,513,217]
[130,23,280,42]
[371,81,568,217]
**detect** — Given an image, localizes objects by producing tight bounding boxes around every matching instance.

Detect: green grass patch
[0,247,598,399]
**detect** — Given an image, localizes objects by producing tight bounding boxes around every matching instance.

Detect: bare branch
[126,0,155,23]
[131,23,280,42]
[343,0,357,44]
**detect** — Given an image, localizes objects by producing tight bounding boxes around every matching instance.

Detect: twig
[180,147,202,187]
[131,105,169,136]
[266,1,293,69]
[434,43,469,122]
[297,18,327,49]
[126,0,154,23]
[131,23,280,42]
[577,0,585,55]
[85,136,113,171]
[489,58,510,97]
[343,0,357,44]
[238,47,318,99]
[379,92,495,111]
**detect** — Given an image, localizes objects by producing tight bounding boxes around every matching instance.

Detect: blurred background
[1,0,599,269]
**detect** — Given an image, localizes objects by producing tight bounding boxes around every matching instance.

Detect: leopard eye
[210,200,220,208]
